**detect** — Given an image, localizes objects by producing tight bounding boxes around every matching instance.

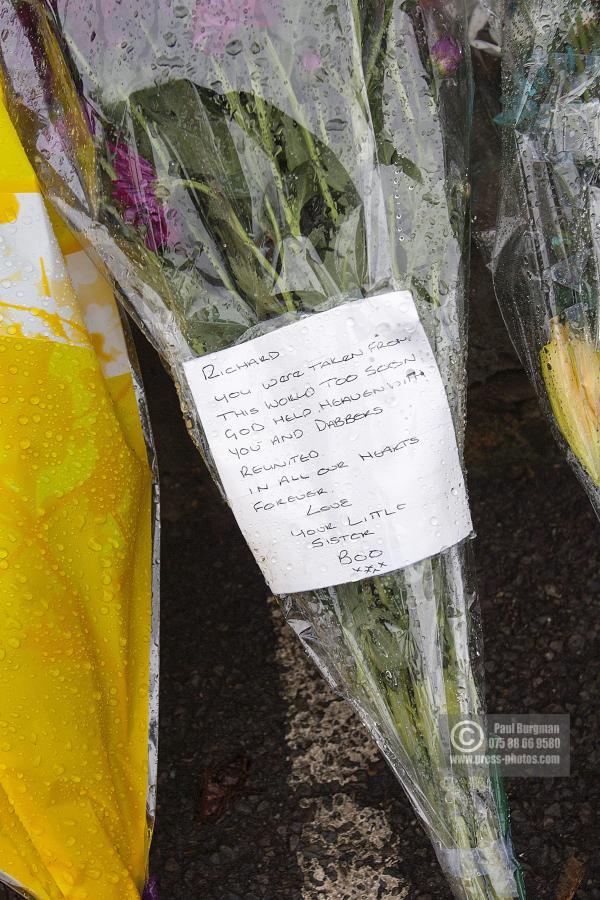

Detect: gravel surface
[1,252,598,899]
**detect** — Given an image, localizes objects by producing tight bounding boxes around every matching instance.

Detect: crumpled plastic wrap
[0,87,159,899]
[0,1,523,896]
[491,1,600,515]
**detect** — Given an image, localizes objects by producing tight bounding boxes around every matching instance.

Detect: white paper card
[184,291,472,593]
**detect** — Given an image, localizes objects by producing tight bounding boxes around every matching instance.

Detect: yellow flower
[541,318,600,486]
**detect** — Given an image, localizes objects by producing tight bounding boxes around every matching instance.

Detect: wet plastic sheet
[0,1,522,896]
[0,91,159,899]
[492,1,600,515]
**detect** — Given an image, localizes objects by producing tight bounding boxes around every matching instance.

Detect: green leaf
[395,154,423,184]
[319,142,355,193]
[280,115,310,171]
[332,206,366,291]
[126,80,253,215]
[289,161,317,224]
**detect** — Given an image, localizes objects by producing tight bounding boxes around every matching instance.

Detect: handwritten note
[184,292,472,593]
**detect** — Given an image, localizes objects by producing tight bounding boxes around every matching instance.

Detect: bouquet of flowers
[491,0,600,513]
[0,89,159,899]
[0,0,524,896]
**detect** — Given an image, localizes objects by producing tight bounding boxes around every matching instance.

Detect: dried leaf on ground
[198,756,252,824]
[556,855,585,900]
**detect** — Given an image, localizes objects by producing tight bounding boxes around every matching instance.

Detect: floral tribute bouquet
[1,0,524,896]
[491,0,600,512]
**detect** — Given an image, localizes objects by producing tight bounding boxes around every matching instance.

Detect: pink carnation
[431,36,462,77]
[300,50,322,73]
[193,0,275,54]
[109,141,177,252]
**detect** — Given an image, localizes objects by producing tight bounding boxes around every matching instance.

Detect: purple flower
[300,50,322,73]
[431,36,461,77]
[193,0,275,54]
[142,876,159,900]
[109,141,176,252]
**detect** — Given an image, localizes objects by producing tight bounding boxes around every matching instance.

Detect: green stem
[264,195,284,250]
[262,35,340,225]
[364,0,395,93]
[171,178,295,313]
[248,80,302,237]
[211,59,301,237]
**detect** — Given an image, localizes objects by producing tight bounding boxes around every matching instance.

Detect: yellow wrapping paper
[0,96,155,898]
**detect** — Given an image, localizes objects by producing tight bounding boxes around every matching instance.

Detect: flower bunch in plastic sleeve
[0,0,524,896]
[492,1,600,511]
